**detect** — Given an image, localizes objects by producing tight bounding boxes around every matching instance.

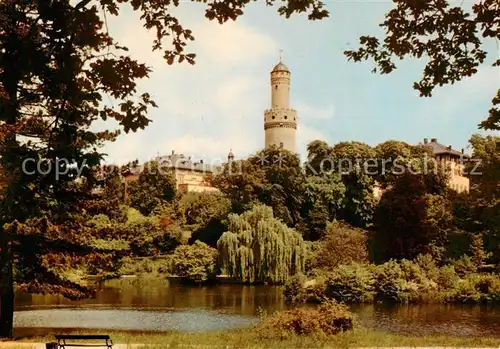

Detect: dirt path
[0,343,148,349]
[0,344,499,349]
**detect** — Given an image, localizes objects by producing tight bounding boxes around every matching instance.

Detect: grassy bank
[10,328,500,348]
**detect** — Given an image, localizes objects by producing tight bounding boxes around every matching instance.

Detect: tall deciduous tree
[213,147,308,226]
[456,134,500,263]
[302,172,345,240]
[373,169,453,262]
[374,140,432,188]
[306,140,378,228]
[345,0,500,130]
[127,161,176,216]
[211,157,266,214]
[312,221,369,271]
[85,166,128,222]
[177,191,231,247]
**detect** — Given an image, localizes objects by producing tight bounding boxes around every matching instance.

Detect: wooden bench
[54,335,113,349]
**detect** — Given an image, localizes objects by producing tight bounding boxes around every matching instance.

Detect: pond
[13,277,500,337]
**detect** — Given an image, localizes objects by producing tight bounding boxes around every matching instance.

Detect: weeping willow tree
[217,205,306,284]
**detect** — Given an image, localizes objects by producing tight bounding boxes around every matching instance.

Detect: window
[275,85,278,89]
[284,115,287,119]
[279,142,284,149]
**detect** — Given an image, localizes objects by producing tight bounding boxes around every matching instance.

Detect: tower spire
[279,49,283,62]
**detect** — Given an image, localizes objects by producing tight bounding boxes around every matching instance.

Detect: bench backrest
[56,335,111,340]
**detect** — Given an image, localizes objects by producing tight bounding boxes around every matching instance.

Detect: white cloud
[96,7,278,164]
[295,102,335,120]
[211,75,262,114]
[101,131,147,165]
[296,124,328,161]
[192,20,277,66]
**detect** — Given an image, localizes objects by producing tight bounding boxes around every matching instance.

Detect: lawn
[7,327,500,349]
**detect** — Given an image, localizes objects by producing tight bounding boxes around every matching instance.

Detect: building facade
[423,137,470,194]
[157,151,220,193]
[264,58,297,153]
[373,138,471,198]
[121,151,220,194]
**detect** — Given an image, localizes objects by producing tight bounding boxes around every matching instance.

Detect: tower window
[284,115,287,120]
[272,115,275,119]
[275,85,278,89]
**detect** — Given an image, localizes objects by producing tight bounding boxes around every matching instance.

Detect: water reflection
[15,278,286,316]
[15,309,258,332]
[352,303,500,337]
[14,278,500,337]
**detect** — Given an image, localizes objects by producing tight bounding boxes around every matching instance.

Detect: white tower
[264,53,297,153]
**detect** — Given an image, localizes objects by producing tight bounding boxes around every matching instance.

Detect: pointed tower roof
[272,49,289,72]
[272,62,289,72]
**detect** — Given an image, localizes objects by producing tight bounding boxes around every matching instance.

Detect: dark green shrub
[452,255,478,277]
[437,265,460,290]
[374,260,411,302]
[313,221,368,271]
[293,257,500,306]
[170,240,218,283]
[471,274,500,303]
[399,258,440,302]
[304,241,320,272]
[447,278,482,304]
[257,300,354,339]
[283,273,307,303]
[414,254,439,280]
[325,263,375,303]
[87,214,112,228]
[123,218,181,256]
[470,233,492,267]
[84,253,121,279]
[157,256,173,275]
[304,283,327,303]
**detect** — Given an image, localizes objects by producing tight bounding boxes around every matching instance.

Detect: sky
[95,1,500,165]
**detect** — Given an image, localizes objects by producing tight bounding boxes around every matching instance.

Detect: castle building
[264,56,297,153]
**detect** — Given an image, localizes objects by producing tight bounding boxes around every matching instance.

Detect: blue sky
[97,1,500,165]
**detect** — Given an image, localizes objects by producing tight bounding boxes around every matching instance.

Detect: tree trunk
[0,259,14,339]
[0,1,19,339]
